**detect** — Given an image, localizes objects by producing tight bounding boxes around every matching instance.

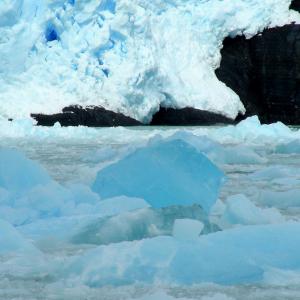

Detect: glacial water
[0,117,300,299]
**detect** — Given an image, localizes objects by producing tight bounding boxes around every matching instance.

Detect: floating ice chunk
[213,116,294,144]
[276,140,300,154]
[138,291,190,300]
[71,205,215,246]
[201,294,235,300]
[0,219,39,255]
[263,268,300,286]
[219,145,266,165]
[0,187,10,203]
[138,292,234,300]
[65,222,300,286]
[93,196,150,216]
[0,180,102,225]
[19,196,150,243]
[0,116,299,146]
[0,148,145,225]
[172,219,204,241]
[168,132,266,165]
[250,166,300,181]
[259,189,300,209]
[0,148,51,195]
[92,140,224,213]
[222,194,284,226]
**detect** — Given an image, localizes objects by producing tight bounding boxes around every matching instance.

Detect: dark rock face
[290,0,300,12]
[31,105,234,127]
[150,107,234,126]
[31,105,142,127]
[216,24,300,125]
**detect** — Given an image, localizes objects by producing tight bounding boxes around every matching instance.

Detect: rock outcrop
[31,106,142,127]
[31,105,234,127]
[150,107,234,126]
[216,24,300,125]
[290,0,300,12]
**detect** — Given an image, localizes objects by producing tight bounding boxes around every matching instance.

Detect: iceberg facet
[0,219,39,255]
[168,131,266,165]
[70,204,215,246]
[92,139,225,212]
[172,219,204,241]
[221,194,284,226]
[276,140,300,154]
[0,148,51,195]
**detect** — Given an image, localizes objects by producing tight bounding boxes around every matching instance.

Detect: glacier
[0,0,299,122]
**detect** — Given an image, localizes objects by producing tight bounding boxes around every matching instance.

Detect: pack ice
[1,119,300,291]
[65,222,300,286]
[0,139,223,246]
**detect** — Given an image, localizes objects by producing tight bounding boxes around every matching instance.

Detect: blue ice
[92,139,225,213]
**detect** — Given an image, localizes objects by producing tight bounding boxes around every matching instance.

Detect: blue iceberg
[0,148,51,195]
[65,222,300,286]
[276,140,300,154]
[92,140,224,213]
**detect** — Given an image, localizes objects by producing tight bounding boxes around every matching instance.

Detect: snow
[0,1,299,122]
[92,139,224,212]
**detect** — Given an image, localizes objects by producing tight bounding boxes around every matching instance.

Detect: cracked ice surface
[0,0,299,122]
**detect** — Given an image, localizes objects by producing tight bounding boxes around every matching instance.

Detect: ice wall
[0,0,298,122]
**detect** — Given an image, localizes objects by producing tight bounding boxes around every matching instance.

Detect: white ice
[0,1,299,122]
[172,219,204,240]
[221,194,284,227]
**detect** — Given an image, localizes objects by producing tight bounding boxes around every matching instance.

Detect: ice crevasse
[0,0,299,122]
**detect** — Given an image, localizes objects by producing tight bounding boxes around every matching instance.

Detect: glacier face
[0,0,299,122]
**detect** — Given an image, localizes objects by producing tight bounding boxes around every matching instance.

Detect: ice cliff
[0,0,299,122]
